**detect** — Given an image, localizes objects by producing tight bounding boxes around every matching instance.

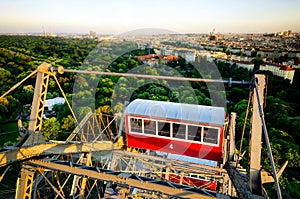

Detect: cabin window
[203,127,219,144]
[187,125,202,141]
[130,118,143,133]
[173,123,186,139]
[129,116,220,145]
[157,121,171,137]
[144,119,156,135]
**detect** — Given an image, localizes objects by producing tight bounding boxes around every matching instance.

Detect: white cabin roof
[125,99,225,126]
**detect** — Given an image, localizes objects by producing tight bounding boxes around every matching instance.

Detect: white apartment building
[230,60,255,71]
[260,62,295,84]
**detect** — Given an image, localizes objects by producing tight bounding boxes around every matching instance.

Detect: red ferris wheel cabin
[124,99,226,162]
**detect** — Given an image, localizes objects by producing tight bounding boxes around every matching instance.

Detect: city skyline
[0,0,299,34]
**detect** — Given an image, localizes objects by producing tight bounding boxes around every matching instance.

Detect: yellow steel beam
[0,141,120,167]
[28,62,51,135]
[15,164,35,199]
[249,74,266,194]
[28,159,218,199]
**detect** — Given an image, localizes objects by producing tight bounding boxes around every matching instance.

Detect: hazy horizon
[1,0,299,34]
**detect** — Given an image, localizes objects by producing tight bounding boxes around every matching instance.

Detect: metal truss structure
[0,63,286,199]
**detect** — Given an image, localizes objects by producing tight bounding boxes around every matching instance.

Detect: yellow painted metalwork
[16,164,35,199]
[0,141,120,167]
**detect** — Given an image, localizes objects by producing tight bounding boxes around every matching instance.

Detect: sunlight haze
[0,0,299,34]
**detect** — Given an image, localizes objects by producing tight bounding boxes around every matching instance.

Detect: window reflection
[203,127,218,144]
[144,119,156,135]
[130,118,143,133]
[158,121,170,137]
[173,123,186,139]
[187,125,202,141]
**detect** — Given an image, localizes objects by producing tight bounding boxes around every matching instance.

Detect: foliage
[42,117,60,141]
[0,35,299,197]
[61,115,75,132]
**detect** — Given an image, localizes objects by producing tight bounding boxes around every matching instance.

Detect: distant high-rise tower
[42,26,46,36]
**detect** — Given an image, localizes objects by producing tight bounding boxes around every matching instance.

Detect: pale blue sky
[0,0,299,34]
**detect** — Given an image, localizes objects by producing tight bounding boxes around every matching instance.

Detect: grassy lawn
[0,122,19,146]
